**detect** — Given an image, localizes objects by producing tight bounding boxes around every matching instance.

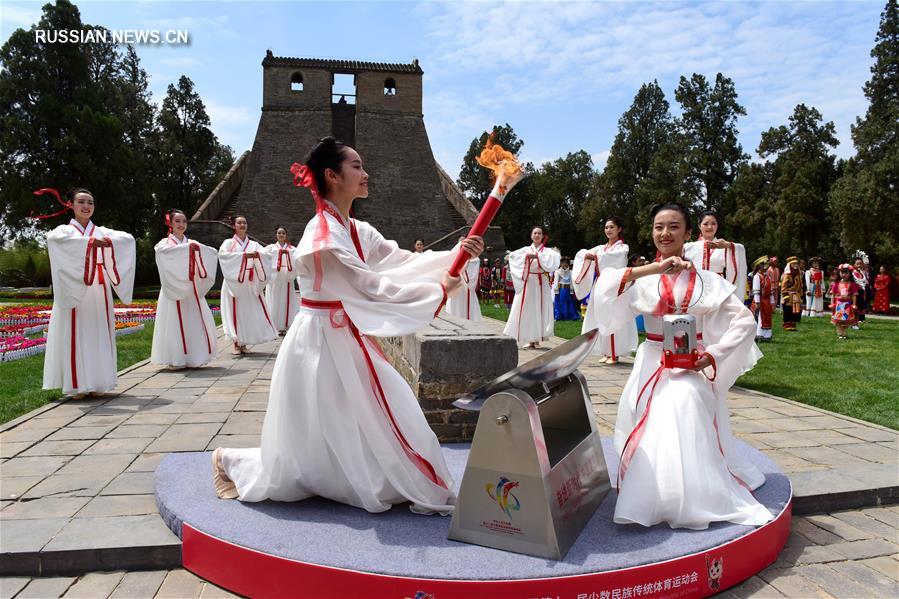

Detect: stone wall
[379,314,518,442]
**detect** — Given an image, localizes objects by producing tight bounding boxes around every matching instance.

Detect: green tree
[157,75,233,216]
[457,124,524,209]
[674,73,747,213]
[582,81,676,254]
[829,0,899,263]
[530,151,596,257]
[758,104,840,260]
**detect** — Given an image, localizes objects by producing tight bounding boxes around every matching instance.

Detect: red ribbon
[291,163,330,291]
[32,188,72,220]
[165,213,173,235]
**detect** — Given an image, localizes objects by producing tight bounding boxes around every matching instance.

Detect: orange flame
[476,136,523,179]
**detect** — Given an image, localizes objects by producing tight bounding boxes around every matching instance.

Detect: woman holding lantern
[212,137,522,514]
[590,202,771,530]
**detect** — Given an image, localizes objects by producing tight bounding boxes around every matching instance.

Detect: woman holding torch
[212,137,522,514]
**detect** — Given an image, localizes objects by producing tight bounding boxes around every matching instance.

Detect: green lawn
[478,302,898,430]
[1,314,223,425]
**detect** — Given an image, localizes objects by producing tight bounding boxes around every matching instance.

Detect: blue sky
[0,1,886,177]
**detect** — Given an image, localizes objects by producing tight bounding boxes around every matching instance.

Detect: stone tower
[191,52,500,254]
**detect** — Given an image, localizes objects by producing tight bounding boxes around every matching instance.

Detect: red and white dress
[503,244,561,344]
[593,267,772,529]
[43,219,135,394]
[219,235,277,347]
[573,239,637,359]
[683,239,748,301]
[445,257,481,321]
[151,234,218,368]
[804,268,825,317]
[264,241,300,332]
[220,201,460,514]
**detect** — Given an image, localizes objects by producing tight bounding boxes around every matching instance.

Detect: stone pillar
[379,314,518,442]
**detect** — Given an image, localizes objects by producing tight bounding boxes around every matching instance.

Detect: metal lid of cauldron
[453,328,599,411]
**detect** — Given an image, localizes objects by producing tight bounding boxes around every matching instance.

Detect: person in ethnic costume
[592,203,772,529]
[552,258,580,321]
[151,210,218,369]
[830,264,860,340]
[750,256,774,342]
[780,256,804,331]
[873,266,891,314]
[573,217,637,364]
[804,257,826,317]
[683,210,747,300]
[212,137,516,515]
[41,188,136,398]
[264,227,300,335]
[219,216,277,354]
[503,226,561,349]
[851,258,869,328]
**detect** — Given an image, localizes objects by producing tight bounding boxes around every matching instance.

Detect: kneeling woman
[592,203,772,529]
[219,216,277,354]
[213,137,505,514]
[151,210,219,368]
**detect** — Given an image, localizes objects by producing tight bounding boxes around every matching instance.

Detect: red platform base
[182,499,791,599]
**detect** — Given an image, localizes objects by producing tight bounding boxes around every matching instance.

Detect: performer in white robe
[684,210,748,301]
[445,255,481,321]
[804,257,825,317]
[151,211,219,368]
[41,189,135,398]
[264,227,300,334]
[503,226,561,348]
[219,216,277,353]
[593,203,771,530]
[213,137,508,515]
[573,217,638,363]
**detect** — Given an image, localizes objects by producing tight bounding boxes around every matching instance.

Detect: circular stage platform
[155,439,791,599]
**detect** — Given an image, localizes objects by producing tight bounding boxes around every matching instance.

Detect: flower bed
[0,335,47,362]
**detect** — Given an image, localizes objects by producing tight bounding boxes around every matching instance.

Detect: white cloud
[205,99,255,129]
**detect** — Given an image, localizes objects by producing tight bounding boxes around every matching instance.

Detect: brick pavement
[1,319,896,597]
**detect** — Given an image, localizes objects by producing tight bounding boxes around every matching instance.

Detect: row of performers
[40,193,304,399]
[42,136,772,530]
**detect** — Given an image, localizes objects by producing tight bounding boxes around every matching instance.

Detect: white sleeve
[589,267,638,337]
[572,248,596,300]
[537,248,561,273]
[728,243,748,300]
[702,295,758,389]
[103,229,136,305]
[46,226,91,309]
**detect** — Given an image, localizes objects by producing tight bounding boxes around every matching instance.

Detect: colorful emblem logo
[486,476,521,518]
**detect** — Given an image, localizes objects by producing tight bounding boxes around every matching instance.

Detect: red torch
[449,138,525,276]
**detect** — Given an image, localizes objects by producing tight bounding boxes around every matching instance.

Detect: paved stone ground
[1,317,896,597]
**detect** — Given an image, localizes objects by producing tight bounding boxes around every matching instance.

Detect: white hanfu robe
[503,244,561,344]
[219,236,277,346]
[151,235,219,368]
[221,204,462,515]
[684,239,748,301]
[805,268,825,316]
[43,219,135,395]
[264,242,300,332]
[593,267,772,529]
[573,240,637,359]
[445,257,481,321]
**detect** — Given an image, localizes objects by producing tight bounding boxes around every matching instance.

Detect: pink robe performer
[151,234,219,368]
[43,219,136,395]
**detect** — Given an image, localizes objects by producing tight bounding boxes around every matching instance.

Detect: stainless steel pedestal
[448,331,611,560]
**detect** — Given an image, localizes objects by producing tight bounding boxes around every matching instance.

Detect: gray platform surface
[155,438,791,581]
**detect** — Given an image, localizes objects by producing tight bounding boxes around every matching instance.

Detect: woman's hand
[689,353,713,371]
[584,252,597,262]
[460,235,485,259]
[92,237,112,248]
[658,255,693,275]
[711,238,732,249]
[441,271,466,297]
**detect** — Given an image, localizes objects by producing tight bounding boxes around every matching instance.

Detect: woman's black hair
[275,226,287,235]
[605,216,624,229]
[168,208,187,219]
[232,214,247,225]
[650,202,692,231]
[66,187,94,201]
[531,225,545,235]
[305,136,349,195]
[414,238,424,245]
[698,209,721,231]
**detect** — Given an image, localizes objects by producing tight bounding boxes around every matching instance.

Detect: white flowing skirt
[220,281,277,346]
[43,282,117,394]
[582,297,638,359]
[265,278,299,332]
[221,304,455,514]
[503,274,553,343]
[612,342,772,529]
[151,290,217,368]
[446,287,481,321]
